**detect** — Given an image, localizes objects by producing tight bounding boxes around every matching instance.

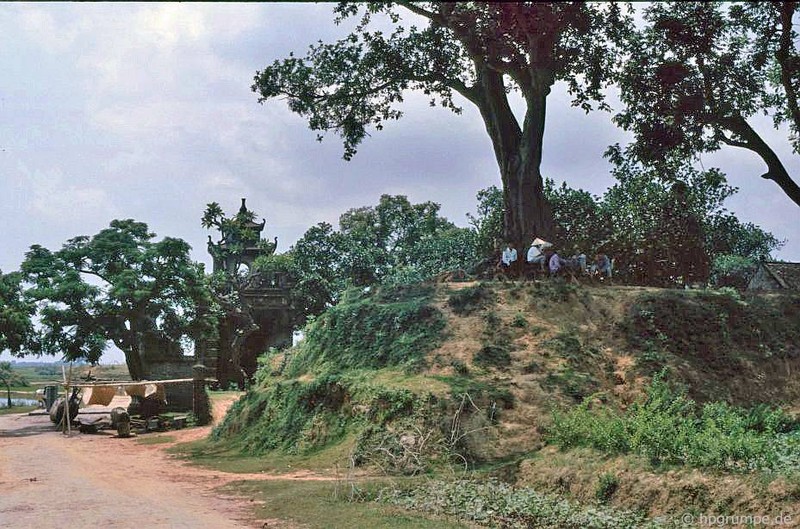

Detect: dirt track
[0,396,304,529]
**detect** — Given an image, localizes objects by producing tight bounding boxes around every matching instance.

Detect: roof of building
[761,262,800,290]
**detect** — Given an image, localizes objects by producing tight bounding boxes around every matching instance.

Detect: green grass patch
[224,479,469,529]
[136,434,176,445]
[374,478,664,528]
[172,434,358,475]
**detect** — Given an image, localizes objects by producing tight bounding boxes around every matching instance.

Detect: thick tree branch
[396,1,441,23]
[718,115,800,206]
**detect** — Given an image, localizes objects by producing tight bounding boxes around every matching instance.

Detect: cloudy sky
[1,3,799,361]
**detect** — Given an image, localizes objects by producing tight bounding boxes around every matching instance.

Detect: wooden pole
[66,363,72,436]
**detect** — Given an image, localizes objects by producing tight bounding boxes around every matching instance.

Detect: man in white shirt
[500,243,517,269]
[526,242,546,270]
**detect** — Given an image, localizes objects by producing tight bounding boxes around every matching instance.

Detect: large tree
[252,2,630,248]
[21,220,213,380]
[615,1,800,207]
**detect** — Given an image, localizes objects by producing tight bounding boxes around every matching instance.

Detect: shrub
[289,284,445,374]
[474,344,511,368]
[447,284,495,315]
[548,376,800,473]
[595,473,620,503]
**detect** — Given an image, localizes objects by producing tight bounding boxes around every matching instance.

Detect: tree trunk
[5,383,11,408]
[474,67,555,253]
[123,348,145,381]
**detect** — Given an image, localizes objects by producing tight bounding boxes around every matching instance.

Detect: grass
[222,479,469,529]
[136,434,176,445]
[0,405,37,416]
[172,433,359,475]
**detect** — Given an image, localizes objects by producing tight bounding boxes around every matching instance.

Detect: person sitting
[548,249,566,277]
[570,253,587,274]
[499,242,518,271]
[526,241,547,270]
[590,253,612,279]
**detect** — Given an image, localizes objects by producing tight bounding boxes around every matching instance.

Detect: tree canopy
[20,220,213,380]
[0,270,35,355]
[616,1,800,207]
[252,1,631,248]
[257,194,478,323]
[475,148,781,287]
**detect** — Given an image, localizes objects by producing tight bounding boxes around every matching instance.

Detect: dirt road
[0,396,285,529]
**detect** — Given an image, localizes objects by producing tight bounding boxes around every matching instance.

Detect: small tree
[21,220,213,380]
[0,361,26,408]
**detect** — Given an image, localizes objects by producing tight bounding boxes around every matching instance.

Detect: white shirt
[501,247,517,265]
[527,245,542,262]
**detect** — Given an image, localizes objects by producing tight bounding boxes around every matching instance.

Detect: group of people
[499,239,612,280]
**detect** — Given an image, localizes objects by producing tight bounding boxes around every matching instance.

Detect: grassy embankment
[175,281,800,528]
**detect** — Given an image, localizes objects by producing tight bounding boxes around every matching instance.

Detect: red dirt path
[0,395,319,528]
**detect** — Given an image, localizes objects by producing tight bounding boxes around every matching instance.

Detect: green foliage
[439,376,515,413]
[511,313,528,328]
[447,284,495,316]
[287,195,479,322]
[549,377,800,473]
[615,2,800,206]
[212,374,353,454]
[466,186,504,259]
[545,179,612,256]
[709,254,758,289]
[541,330,603,402]
[0,270,35,354]
[0,361,27,406]
[622,290,800,362]
[595,473,620,504]
[474,344,511,369]
[20,220,213,379]
[468,147,782,286]
[288,284,445,375]
[373,479,665,529]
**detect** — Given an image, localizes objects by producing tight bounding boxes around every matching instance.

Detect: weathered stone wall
[148,359,194,412]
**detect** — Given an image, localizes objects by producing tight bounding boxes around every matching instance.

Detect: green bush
[447,284,495,315]
[474,344,511,368]
[288,284,445,375]
[595,473,620,503]
[548,377,800,473]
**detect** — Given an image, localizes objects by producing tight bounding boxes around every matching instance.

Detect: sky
[2,3,799,363]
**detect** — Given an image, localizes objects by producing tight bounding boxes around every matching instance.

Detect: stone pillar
[192,364,212,426]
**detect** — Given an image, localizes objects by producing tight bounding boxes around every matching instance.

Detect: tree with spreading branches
[615,1,800,207]
[252,2,631,249]
[21,220,213,380]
